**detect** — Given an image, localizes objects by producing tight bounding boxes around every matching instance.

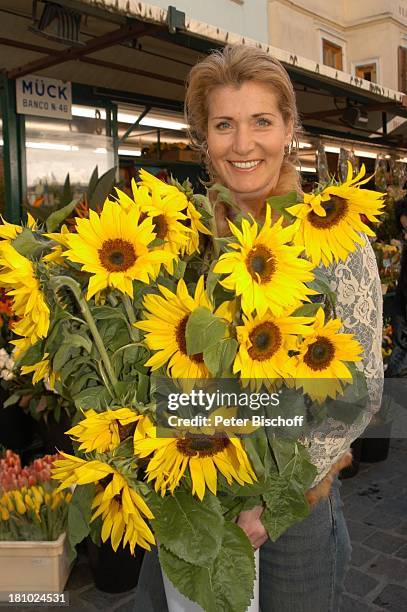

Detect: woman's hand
[237,505,268,550]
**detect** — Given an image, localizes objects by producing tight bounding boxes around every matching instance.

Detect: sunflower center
[248,321,282,361]
[308,196,349,229]
[99,239,136,272]
[117,421,137,442]
[175,316,204,363]
[303,336,335,370]
[177,435,229,457]
[153,214,168,240]
[246,245,276,283]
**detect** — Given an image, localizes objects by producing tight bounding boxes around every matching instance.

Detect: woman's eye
[256,118,271,127]
[216,121,231,130]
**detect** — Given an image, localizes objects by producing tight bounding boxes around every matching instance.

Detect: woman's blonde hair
[185,44,301,195]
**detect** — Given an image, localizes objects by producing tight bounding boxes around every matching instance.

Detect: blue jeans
[134,479,351,611]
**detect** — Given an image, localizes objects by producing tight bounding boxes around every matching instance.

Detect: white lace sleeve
[304,238,384,485]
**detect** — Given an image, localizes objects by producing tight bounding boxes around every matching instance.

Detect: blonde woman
[134,45,383,611]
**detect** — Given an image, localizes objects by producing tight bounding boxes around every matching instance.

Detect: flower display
[0,168,380,612]
[0,451,70,541]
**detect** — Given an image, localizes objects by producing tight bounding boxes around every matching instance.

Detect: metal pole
[0,74,23,223]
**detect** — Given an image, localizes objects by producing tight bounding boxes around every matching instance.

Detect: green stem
[121,294,140,342]
[50,275,118,392]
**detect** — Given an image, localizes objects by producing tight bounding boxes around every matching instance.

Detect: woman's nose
[232,125,255,157]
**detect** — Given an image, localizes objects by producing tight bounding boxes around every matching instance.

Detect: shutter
[398,46,407,92]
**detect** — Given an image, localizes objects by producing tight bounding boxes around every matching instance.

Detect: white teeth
[231,160,261,169]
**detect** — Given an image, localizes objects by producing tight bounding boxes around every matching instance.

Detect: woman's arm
[304,238,384,485]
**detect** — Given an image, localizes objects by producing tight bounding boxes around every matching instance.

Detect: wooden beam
[7,21,160,79]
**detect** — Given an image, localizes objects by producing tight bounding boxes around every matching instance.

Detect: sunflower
[213,205,315,317]
[234,311,314,389]
[133,417,256,500]
[291,307,363,402]
[63,199,174,299]
[20,354,56,388]
[136,276,214,379]
[183,199,212,255]
[66,407,145,453]
[43,224,71,265]
[0,213,36,241]
[287,163,385,267]
[52,452,155,552]
[138,169,211,255]
[0,242,50,357]
[115,181,190,260]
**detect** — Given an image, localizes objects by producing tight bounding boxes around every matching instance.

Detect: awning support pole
[0,74,24,223]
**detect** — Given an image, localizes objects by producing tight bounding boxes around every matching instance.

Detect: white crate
[0,532,71,597]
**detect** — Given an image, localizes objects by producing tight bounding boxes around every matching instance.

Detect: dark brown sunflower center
[117,421,137,442]
[99,239,136,272]
[248,322,282,361]
[177,435,229,457]
[303,336,335,370]
[175,316,204,363]
[308,196,349,229]
[246,245,276,283]
[153,214,168,240]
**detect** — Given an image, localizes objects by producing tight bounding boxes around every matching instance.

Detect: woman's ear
[285,119,294,147]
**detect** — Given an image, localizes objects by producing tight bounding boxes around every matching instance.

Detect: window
[399,46,407,92]
[322,39,343,70]
[355,63,377,83]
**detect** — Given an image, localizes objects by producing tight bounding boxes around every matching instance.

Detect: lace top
[305,238,384,485]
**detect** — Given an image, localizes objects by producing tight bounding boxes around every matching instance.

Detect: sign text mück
[16,75,72,119]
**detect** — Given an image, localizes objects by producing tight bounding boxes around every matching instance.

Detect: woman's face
[206,81,292,203]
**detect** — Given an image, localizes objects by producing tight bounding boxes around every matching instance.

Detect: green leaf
[261,477,310,541]
[203,337,237,376]
[73,386,110,411]
[12,229,45,258]
[91,305,127,322]
[185,307,226,356]
[61,173,73,206]
[87,166,99,201]
[152,491,224,566]
[291,303,321,317]
[46,199,79,232]
[66,483,95,563]
[69,333,93,353]
[3,393,22,408]
[16,341,44,367]
[243,435,274,480]
[53,344,72,372]
[89,167,116,211]
[159,521,255,612]
[159,546,216,611]
[210,522,255,612]
[266,191,299,213]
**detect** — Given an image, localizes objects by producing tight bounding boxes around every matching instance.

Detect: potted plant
[0,450,72,594]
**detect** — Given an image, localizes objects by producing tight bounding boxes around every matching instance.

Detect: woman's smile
[228,160,263,171]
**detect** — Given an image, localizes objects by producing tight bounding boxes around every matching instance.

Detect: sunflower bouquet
[0,163,384,611]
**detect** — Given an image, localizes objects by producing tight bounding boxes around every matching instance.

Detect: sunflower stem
[49,275,119,392]
[121,294,140,342]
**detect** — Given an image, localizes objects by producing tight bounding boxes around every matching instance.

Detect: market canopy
[1,0,407,150]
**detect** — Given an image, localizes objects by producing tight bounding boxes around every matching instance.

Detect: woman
[387,198,407,377]
[134,44,383,611]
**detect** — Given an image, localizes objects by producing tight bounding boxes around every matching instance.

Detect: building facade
[142,0,269,42]
[268,0,407,91]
